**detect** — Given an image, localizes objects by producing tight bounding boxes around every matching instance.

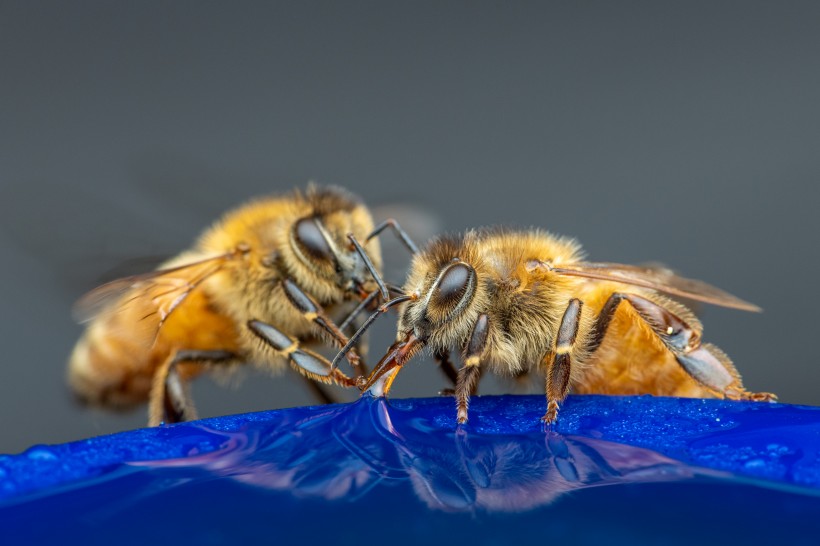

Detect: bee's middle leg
[149,349,237,427]
[542,299,583,424]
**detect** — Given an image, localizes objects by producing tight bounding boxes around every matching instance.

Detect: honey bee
[69,185,409,426]
[331,229,776,424]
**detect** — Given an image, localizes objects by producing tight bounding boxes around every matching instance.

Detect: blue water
[3,395,820,545]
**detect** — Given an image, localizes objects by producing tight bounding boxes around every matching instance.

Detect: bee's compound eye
[434,263,475,307]
[294,218,333,262]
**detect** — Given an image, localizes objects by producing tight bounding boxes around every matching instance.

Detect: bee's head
[397,233,483,347]
[348,232,486,396]
[286,186,382,301]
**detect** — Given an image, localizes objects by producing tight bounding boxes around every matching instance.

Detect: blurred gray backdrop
[1,1,818,454]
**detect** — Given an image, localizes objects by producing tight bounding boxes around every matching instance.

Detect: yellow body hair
[368,226,773,424]
[69,185,381,424]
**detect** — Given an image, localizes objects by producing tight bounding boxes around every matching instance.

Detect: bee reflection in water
[136,398,700,513]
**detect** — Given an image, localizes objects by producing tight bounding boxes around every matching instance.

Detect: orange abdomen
[68,288,240,408]
[573,288,712,398]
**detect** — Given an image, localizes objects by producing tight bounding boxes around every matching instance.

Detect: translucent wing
[546,261,761,312]
[73,251,237,330]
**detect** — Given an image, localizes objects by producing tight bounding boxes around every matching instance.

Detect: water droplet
[744,459,766,470]
[25,446,57,461]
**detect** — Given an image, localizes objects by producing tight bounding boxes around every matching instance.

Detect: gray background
[1,1,818,454]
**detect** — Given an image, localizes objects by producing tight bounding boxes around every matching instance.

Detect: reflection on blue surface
[2,395,820,544]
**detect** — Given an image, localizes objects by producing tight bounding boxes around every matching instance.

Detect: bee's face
[357,255,481,398]
[401,260,478,342]
[289,214,377,297]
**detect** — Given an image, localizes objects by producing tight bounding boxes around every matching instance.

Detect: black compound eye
[433,263,474,308]
[294,218,333,263]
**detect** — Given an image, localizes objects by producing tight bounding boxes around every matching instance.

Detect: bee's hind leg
[149,349,237,427]
[676,342,777,402]
[591,292,776,402]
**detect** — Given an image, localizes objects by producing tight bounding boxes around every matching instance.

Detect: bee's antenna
[340,283,408,333]
[331,294,416,371]
[366,219,419,255]
[348,233,390,301]
[340,289,381,331]
[385,283,406,297]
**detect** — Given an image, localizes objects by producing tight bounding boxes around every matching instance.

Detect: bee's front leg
[456,314,491,424]
[434,349,459,397]
[434,349,459,387]
[281,278,367,376]
[247,319,358,390]
[149,349,237,426]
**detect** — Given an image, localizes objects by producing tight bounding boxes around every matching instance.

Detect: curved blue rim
[3,394,819,502]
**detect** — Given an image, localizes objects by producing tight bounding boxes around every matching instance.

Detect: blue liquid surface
[2,395,820,545]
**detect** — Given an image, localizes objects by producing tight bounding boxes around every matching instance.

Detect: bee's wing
[73,252,236,329]
[549,261,761,312]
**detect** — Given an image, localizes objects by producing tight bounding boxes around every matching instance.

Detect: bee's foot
[457,408,468,424]
[541,401,559,425]
[725,384,778,403]
[748,391,778,402]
